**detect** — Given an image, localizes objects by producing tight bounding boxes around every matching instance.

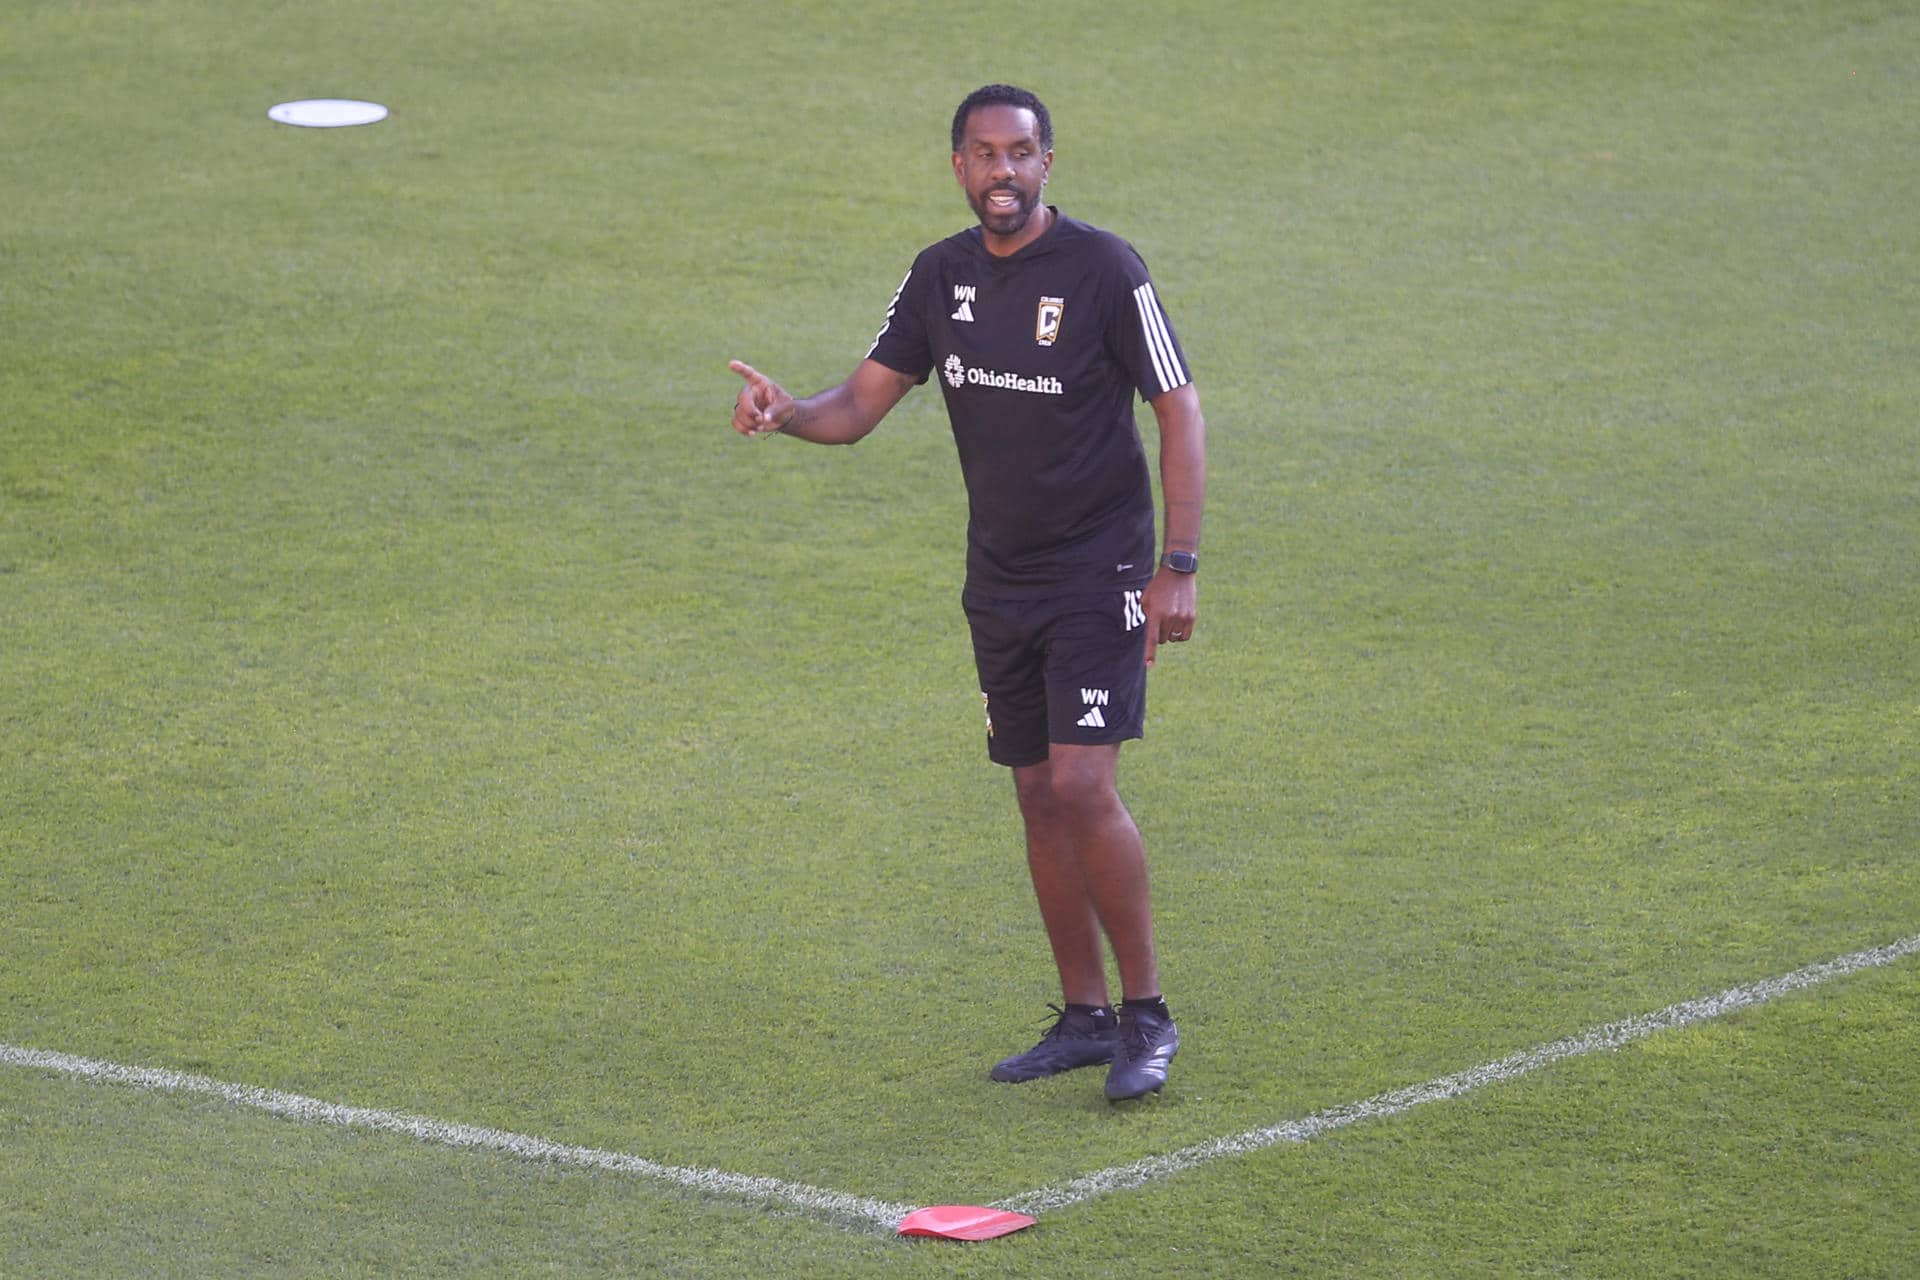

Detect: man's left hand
[1143,566,1197,669]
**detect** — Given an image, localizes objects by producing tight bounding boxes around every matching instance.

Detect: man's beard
[971,184,1041,236]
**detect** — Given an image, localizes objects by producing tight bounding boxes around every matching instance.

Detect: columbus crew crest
[1035,296,1065,347]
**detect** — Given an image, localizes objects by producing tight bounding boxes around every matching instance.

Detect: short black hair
[951,84,1053,153]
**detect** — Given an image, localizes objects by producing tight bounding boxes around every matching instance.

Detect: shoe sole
[990,1052,1117,1084]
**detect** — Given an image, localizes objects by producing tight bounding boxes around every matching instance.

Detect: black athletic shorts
[963,585,1151,768]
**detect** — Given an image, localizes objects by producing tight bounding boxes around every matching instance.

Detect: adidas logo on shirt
[951,284,976,322]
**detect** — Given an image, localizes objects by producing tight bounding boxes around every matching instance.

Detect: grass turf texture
[3,0,1916,1274]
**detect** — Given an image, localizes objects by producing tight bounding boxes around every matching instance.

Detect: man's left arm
[1142,381,1206,668]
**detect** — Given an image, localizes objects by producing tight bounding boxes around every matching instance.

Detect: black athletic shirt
[865,210,1192,597]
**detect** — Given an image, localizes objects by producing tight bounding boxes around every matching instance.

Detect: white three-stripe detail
[865,268,914,358]
[1133,281,1187,394]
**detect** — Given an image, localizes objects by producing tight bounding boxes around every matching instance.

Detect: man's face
[952,104,1052,242]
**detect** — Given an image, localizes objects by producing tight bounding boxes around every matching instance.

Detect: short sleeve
[1105,240,1191,402]
[864,255,934,381]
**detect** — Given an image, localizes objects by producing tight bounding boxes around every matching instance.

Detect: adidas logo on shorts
[1077,688,1109,729]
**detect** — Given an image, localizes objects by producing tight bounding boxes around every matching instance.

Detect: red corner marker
[897,1205,1036,1241]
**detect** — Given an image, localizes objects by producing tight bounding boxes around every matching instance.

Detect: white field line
[0,1043,919,1234]
[994,930,1920,1219]
[3,931,1915,1234]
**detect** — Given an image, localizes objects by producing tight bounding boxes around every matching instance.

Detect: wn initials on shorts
[1122,590,1145,631]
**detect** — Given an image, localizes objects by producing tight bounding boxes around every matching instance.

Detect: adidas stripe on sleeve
[1131,281,1188,396]
[865,267,913,358]
[865,263,938,383]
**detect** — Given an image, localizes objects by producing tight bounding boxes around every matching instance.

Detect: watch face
[1165,551,1198,574]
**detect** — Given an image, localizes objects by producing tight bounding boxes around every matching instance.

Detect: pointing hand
[728,360,795,437]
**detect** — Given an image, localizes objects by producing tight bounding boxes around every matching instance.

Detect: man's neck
[982,205,1055,258]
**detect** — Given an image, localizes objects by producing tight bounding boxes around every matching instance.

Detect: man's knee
[1013,762,1061,828]
[1026,746,1122,822]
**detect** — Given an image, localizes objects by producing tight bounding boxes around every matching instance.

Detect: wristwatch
[1162,550,1198,574]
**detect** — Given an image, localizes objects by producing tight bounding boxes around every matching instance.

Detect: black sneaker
[1105,1004,1179,1101]
[989,1004,1121,1083]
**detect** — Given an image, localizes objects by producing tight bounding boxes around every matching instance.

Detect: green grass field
[4,0,1917,1274]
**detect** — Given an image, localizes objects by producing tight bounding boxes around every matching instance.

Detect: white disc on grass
[268,99,389,128]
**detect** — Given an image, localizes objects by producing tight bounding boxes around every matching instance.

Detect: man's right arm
[728,358,918,445]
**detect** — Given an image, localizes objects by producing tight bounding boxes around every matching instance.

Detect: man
[728,84,1206,1102]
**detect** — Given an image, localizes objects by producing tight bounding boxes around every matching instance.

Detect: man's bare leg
[1011,742,1160,1003]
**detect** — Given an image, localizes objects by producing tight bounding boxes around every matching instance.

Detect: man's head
[950,84,1053,154]
[950,84,1054,251]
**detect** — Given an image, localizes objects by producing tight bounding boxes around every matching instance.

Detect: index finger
[728,360,768,388]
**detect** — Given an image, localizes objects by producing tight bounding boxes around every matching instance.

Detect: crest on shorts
[1035,296,1065,347]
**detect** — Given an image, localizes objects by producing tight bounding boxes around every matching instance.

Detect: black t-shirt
[865,210,1192,597]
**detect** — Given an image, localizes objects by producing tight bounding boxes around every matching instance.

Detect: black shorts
[963,586,1150,768]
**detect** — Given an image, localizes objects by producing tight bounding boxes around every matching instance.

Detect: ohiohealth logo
[942,353,1063,396]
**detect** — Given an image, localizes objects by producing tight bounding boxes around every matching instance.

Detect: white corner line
[0,1042,919,1235]
[4,932,1915,1235]
[994,931,1920,1218]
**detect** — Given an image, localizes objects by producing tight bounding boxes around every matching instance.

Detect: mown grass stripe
[0,1044,919,1234]
[5,932,1913,1235]
[995,932,1920,1218]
